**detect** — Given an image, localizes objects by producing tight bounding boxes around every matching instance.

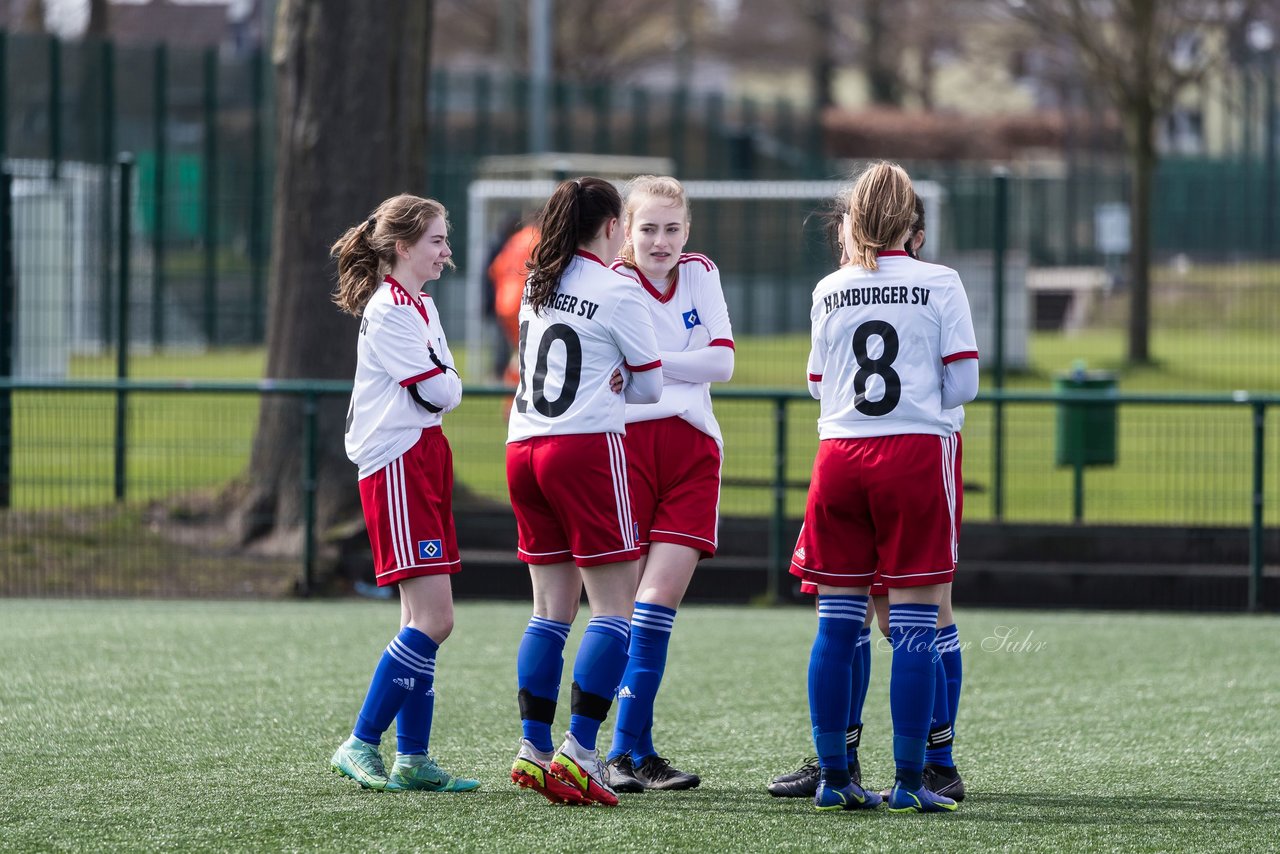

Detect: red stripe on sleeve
[709,338,735,349]
[626,359,663,372]
[941,351,979,365]
[808,373,822,382]
[400,368,442,387]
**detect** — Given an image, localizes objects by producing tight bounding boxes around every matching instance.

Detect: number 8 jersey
[507,250,663,442]
[807,250,978,439]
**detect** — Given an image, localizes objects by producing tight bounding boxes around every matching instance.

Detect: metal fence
[0,379,1276,608]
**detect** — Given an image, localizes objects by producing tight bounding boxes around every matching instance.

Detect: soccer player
[602,176,735,792]
[507,177,664,807]
[790,162,978,813]
[770,194,967,803]
[327,194,480,794]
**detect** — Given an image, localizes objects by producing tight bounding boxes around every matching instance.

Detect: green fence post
[1266,63,1276,254]
[249,46,265,343]
[769,395,788,605]
[301,391,318,597]
[592,82,610,153]
[670,87,688,175]
[0,170,12,509]
[1249,402,1265,612]
[202,47,218,347]
[49,35,61,180]
[152,43,167,347]
[474,72,491,158]
[0,31,8,160]
[114,154,133,502]
[991,167,1009,521]
[100,38,116,350]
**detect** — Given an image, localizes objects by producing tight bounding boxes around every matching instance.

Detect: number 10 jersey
[506,251,663,442]
[807,251,978,439]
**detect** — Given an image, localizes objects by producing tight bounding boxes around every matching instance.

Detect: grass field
[2,599,1278,852]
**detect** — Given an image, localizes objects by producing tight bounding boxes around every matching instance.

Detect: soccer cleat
[768,757,819,798]
[604,754,645,793]
[385,754,480,793]
[511,738,592,805]
[923,764,966,802]
[886,781,958,813]
[633,755,701,791]
[549,732,620,806]
[814,778,882,812]
[330,736,390,791]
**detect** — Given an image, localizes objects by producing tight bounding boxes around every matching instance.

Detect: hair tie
[365,216,377,231]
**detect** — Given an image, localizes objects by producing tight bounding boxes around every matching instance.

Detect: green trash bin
[1054,370,1118,467]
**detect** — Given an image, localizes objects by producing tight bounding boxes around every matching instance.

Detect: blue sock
[929,622,962,767]
[923,647,953,766]
[888,603,938,791]
[393,632,441,755]
[808,595,867,787]
[352,626,439,747]
[516,616,571,754]
[569,616,630,751]
[609,602,675,763]
[632,722,655,763]
[847,626,872,764]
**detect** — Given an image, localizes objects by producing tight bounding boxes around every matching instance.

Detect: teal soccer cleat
[385,754,480,792]
[330,736,390,791]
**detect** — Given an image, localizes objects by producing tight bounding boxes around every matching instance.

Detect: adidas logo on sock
[617,685,635,699]
[393,677,416,691]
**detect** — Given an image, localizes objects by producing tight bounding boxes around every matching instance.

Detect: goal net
[461,178,945,379]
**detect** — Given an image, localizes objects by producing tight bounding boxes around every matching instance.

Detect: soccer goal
[463,178,945,377]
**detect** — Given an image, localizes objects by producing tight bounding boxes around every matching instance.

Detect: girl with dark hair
[506,177,664,806]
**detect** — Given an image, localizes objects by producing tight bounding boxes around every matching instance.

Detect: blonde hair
[843,161,917,271]
[330,194,453,316]
[619,174,690,286]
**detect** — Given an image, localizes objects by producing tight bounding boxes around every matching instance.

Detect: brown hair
[525,177,622,315]
[906,193,926,257]
[843,161,917,271]
[619,174,690,286]
[330,194,452,316]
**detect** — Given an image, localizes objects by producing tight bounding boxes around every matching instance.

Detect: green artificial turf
[2,600,1278,852]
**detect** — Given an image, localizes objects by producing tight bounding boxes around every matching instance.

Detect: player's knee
[411,614,453,643]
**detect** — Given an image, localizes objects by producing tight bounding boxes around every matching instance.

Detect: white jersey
[507,251,662,441]
[611,253,734,445]
[345,277,463,479]
[807,251,978,439]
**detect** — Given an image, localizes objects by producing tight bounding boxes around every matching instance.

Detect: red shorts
[358,427,461,587]
[790,433,960,590]
[507,433,643,568]
[625,416,721,559]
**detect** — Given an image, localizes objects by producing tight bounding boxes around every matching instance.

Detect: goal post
[463,178,945,378]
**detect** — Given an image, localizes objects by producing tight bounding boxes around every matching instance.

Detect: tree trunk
[863,0,902,106]
[236,0,432,556]
[1125,101,1156,365]
[806,0,835,110]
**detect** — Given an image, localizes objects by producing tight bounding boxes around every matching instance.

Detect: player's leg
[332,435,456,791]
[609,541,702,791]
[875,433,959,813]
[548,560,638,806]
[767,584,821,797]
[846,595,877,787]
[384,575,479,792]
[924,582,965,800]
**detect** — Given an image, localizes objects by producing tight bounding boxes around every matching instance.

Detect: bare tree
[804,0,837,109]
[1009,0,1257,364]
[236,0,432,564]
[84,0,106,37]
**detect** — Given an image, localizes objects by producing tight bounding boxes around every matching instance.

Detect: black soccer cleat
[922,763,966,802]
[633,755,701,790]
[768,757,819,798]
[604,754,645,793]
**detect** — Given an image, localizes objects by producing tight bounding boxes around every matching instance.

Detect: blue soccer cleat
[886,781,958,813]
[814,779,882,812]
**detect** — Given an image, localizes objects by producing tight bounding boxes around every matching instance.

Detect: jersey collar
[877,250,910,258]
[385,275,430,324]
[574,249,606,267]
[634,265,678,303]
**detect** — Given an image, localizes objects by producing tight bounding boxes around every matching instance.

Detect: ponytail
[331,194,452,316]
[842,161,917,272]
[525,177,622,314]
